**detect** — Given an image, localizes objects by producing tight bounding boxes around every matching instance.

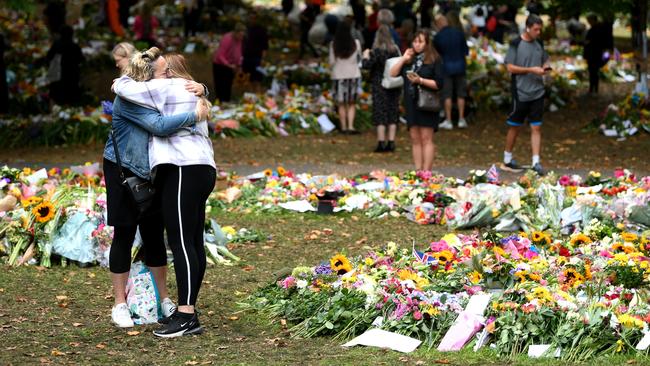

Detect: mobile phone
[406,70,417,76]
[544,66,552,71]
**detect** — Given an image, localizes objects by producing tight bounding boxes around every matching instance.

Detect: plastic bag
[125,262,161,325]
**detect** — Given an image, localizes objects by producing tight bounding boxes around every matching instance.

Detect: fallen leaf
[323,228,333,235]
[95,343,106,349]
[228,316,239,321]
[72,323,83,327]
[185,361,199,365]
[351,215,359,222]
[127,331,140,336]
[435,360,450,364]
[55,295,68,301]
[355,237,368,245]
[242,265,255,272]
[50,350,65,356]
[87,273,96,278]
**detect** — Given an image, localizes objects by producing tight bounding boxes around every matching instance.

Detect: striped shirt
[112,76,216,171]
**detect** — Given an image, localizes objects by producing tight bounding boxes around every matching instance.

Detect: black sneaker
[531,163,546,176]
[373,141,387,153]
[153,312,203,338]
[158,310,177,325]
[385,141,395,152]
[500,159,524,172]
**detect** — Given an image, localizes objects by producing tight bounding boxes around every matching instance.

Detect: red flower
[558,246,571,257]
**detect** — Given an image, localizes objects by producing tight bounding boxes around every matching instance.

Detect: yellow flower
[618,314,645,329]
[330,254,352,275]
[264,169,273,177]
[221,226,237,236]
[364,257,374,266]
[519,231,529,239]
[527,286,553,303]
[613,252,629,263]
[434,250,454,265]
[32,201,55,223]
[468,271,482,284]
[621,232,638,243]
[21,196,43,208]
[570,234,592,247]
[532,231,545,242]
[277,167,286,177]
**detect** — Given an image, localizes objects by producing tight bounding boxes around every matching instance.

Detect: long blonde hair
[372,25,398,53]
[164,53,212,118]
[125,47,162,81]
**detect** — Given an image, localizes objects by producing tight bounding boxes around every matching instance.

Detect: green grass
[1,211,649,365]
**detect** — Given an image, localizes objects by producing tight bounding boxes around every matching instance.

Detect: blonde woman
[111,42,136,73]
[113,49,216,338]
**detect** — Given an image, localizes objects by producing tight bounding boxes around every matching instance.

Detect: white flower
[296,280,308,289]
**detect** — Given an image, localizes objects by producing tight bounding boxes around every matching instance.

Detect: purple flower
[101,100,113,115]
[314,264,333,275]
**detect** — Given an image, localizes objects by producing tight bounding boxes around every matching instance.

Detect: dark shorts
[441,74,467,100]
[507,96,544,126]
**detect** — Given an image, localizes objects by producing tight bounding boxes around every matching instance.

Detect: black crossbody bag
[110,129,156,217]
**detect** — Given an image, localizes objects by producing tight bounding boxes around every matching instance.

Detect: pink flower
[599,250,613,258]
[413,311,423,320]
[279,276,296,289]
[430,240,451,252]
[614,168,625,179]
[559,175,571,186]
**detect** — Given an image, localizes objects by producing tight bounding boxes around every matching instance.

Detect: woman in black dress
[390,30,443,172]
[362,25,401,152]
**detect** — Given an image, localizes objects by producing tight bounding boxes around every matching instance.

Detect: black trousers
[213,63,235,102]
[109,217,167,274]
[588,61,601,93]
[155,164,216,306]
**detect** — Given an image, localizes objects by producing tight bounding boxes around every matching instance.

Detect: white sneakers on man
[161,297,177,318]
[111,303,134,328]
[458,118,468,128]
[439,120,453,130]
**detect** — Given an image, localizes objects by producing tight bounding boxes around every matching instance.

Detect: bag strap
[110,128,126,182]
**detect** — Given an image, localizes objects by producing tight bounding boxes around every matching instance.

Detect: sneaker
[531,163,546,176]
[373,141,387,153]
[385,141,395,152]
[158,310,177,325]
[457,118,468,128]
[438,120,453,130]
[111,303,134,328]
[161,298,177,318]
[500,159,524,173]
[153,312,203,338]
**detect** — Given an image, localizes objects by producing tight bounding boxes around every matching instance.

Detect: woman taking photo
[362,25,401,152]
[113,49,216,338]
[329,21,362,134]
[390,30,443,172]
[105,48,208,328]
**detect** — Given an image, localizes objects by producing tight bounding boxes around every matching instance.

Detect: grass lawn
[2,211,649,365]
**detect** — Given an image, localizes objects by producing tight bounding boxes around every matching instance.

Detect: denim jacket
[103,96,196,179]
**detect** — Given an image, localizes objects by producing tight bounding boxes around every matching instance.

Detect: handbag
[417,85,440,112]
[110,129,156,217]
[126,261,162,324]
[381,49,403,89]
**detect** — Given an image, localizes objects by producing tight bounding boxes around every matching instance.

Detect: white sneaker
[458,118,468,128]
[111,303,134,328]
[439,120,453,130]
[161,297,177,318]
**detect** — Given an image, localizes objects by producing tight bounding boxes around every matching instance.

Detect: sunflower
[330,254,352,275]
[277,166,286,177]
[468,270,482,284]
[562,268,585,287]
[612,242,624,252]
[32,201,55,223]
[618,314,645,329]
[434,250,454,265]
[621,232,639,243]
[528,286,553,303]
[570,234,592,247]
[532,231,545,243]
[263,169,273,177]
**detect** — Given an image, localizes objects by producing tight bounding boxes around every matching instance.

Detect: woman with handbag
[329,21,362,134]
[390,30,443,172]
[113,50,216,338]
[104,48,209,329]
[362,25,401,152]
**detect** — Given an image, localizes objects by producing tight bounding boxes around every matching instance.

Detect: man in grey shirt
[500,14,550,176]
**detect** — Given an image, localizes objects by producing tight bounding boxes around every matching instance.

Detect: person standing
[299,0,320,58]
[434,14,469,130]
[133,3,160,47]
[45,25,84,106]
[242,14,269,88]
[330,21,362,134]
[183,0,204,38]
[418,0,434,29]
[390,30,443,172]
[501,14,550,176]
[362,25,401,152]
[584,15,611,95]
[212,23,245,102]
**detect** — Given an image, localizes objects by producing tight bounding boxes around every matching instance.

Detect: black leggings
[155,164,216,306]
[588,61,600,93]
[213,63,235,102]
[109,213,167,273]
